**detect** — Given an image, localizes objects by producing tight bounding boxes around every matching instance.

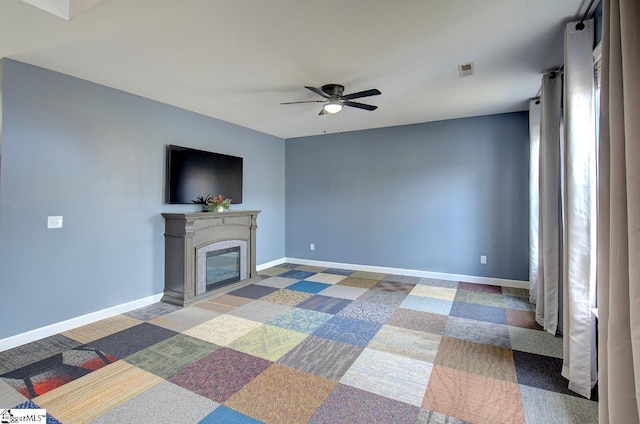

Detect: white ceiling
[1,0,586,139]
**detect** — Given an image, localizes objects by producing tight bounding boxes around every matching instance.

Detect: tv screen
[167,145,243,204]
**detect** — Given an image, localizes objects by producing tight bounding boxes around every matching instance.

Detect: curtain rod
[576,0,597,30]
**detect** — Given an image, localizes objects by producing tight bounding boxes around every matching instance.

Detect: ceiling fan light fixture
[323,101,343,114]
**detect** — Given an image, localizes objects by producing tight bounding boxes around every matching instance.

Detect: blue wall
[285,113,529,281]
[0,60,285,339]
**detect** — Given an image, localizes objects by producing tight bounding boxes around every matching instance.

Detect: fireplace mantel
[161,210,261,306]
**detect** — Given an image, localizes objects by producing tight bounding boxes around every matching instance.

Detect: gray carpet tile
[381,274,423,284]
[356,289,408,307]
[509,326,563,358]
[229,300,292,323]
[443,316,511,349]
[318,284,368,300]
[417,408,471,424]
[0,334,81,374]
[254,276,299,289]
[123,302,181,321]
[416,278,459,289]
[519,384,598,424]
[278,336,363,380]
[504,295,536,311]
[90,380,219,423]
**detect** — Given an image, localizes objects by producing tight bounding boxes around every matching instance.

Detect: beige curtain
[598,0,640,422]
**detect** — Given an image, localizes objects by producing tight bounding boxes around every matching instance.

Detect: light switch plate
[47,216,63,229]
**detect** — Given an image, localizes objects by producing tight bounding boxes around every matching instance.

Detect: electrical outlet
[310,243,315,251]
[480,255,487,264]
[47,216,63,229]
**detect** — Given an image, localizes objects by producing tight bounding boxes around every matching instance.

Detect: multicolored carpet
[0,263,598,423]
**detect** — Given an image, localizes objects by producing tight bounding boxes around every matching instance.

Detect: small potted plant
[192,194,232,212]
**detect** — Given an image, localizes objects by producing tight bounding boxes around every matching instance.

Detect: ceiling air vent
[458,62,475,78]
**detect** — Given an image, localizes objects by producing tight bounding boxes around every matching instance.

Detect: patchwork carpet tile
[454,289,505,308]
[193,300,236,314]
[1,347,117,398]
[512,351,573,395]
[295,265,328,273]
[336,300,396,324]
[308,384,420,424]
[410,285,457,301]
[340,348,432,406]
[123,334,219,379]
[337,276,380,288]
[317,284,367,300]
[503,287,531,298]
[373,280,416,293]
[422,365,525,424]
[449,301,508,325]
[200,405,263,424]
[506,308,543,330]
[1,379,27,407]
[368,325,441,363]
[150,306,220,332]
[123,302,181,321]
[400,295,453,315]
[387,308,449,335]
[416,278,459,289]
[260,289,313,306]
[503,295,536,311]
[323,267,355,276]
[225,363,336,424]
[458,281,502,294]
[34,361,163,424]
[297,294,352,314]
[184,315,262,346]
[267,307,333,334]
[277,336,363,381]
[168,348,271,403]
[312,316,382,347]
[228,324,308,361]
[434,336,517,382]
[278,269,316,280]
[61,315,141,344]
[417,408,469,424]
[87,323,179,359]
[356,288,408,307]
[519,384,598,424]
[229,300,292,323]
[257,266,290,276]
[255,276,300,289]
[207,294,255,308]
[382,274,423,284]
[0,335,81,375]
[304,272,348,284]
[285,280,332,294]
[90,380,218,424]
[508,326,563,358]
[350,270,387,280]
[226,284,279,299]
[444,316,511,349]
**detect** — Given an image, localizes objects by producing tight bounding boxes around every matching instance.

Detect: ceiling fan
[281,84,381,115]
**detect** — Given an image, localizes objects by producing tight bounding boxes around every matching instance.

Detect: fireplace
[162,210,260,306]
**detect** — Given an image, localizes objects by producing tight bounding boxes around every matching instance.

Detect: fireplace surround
[161,210,260,306]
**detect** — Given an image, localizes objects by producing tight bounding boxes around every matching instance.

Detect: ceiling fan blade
[305,86,331,99]
[280,100,325,105]
[344,101,378,111]
[343,89,381,100]
[318,107,327,115]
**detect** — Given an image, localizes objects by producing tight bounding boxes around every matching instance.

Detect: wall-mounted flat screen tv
[166,145,243,204]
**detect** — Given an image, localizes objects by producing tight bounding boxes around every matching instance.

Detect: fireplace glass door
[206,246,241,291]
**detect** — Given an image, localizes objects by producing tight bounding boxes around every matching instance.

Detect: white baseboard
[283,257,530,289]
[0,293,163,352]
[256,258,286,271]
